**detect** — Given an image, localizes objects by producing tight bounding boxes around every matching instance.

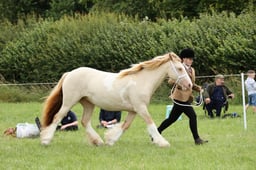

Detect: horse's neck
[137,63,168,95]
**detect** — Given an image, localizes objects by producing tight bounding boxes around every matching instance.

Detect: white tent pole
[241,73,247,130]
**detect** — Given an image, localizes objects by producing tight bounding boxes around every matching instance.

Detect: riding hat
[179,48,195,59]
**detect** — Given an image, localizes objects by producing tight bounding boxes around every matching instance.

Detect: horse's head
[167,52,192,90]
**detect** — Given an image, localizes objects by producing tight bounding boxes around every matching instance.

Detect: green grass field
[0,103,255,170]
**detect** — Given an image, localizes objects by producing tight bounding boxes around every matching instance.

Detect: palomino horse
[40,52,192,147]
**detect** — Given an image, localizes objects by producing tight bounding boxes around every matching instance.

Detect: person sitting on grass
[56,110,78,131]
[98,109,121,128]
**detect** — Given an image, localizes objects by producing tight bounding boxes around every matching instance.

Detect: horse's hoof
[40,133,52,145]
[152,139,170,147]
[93,139,104,146]
[105,140,115,146]
[96,142,104,146]
[41,139,51,146]
[158,142,170,148]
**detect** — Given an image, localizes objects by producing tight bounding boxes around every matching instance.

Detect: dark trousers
[158,100,200,140]
[56,125,78,131]
[205,100,224,117]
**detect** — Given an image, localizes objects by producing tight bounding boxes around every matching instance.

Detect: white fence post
[241,73,247,130]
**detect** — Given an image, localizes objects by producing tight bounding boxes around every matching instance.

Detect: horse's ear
[169,52,181,61]
[168,53,172,60]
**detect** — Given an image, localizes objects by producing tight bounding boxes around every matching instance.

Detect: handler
[157,48,208,145]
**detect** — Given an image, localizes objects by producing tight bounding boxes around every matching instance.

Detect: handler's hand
[228,94,235,99]
[204,98,211,104]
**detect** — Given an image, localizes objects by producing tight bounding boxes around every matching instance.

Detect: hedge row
[0,12,255,83]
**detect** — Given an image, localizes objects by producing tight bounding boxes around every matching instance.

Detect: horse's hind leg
[105,111,136,146]
[41,106,70,145]
[80,98,104,146]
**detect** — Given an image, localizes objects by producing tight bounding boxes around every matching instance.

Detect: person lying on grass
[3,110,78,138]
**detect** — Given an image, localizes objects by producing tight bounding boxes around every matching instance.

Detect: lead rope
[170,83,204,107]
[169,61,203,107]
[169,61,190,85]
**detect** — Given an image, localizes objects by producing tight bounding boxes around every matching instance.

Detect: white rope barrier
[0,82,57,86]
[0,73,248,130]
[196,74,241,79]
[0,74,245,86]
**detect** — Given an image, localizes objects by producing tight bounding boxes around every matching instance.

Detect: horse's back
[61,67,134,109]
[66,67,111,80]
[62,67,118,93]
[71,67,105,75]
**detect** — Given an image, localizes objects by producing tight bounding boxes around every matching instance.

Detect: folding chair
[203,100,229,117]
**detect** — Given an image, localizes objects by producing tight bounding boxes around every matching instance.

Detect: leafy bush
[193,12,256,75]
[0,13,169,82]
[0,11,255,85]
[0,85,51,102]
[159,11,256,76]
[0,19,27,52]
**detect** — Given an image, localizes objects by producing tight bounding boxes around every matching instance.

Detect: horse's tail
[42,73,68,128]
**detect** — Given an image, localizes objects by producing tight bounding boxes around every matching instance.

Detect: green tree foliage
[198,0,254,14]
[0,17,40,52]
[46,0,94,19]
[0,14,169,82]
[92,0,170,20]
[0,0,50,22]
[0,0,255,22]
[0,12,255,83]
[157,11,256,76]
[0,0,93,22]
[92,0,255,20]
[193,12,256,75]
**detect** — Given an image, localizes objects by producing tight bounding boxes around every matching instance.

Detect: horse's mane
[118,52,181,78]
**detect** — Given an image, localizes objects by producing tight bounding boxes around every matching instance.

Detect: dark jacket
[61,110,77,125]
[99,109,121,122]
[203,83,233,101]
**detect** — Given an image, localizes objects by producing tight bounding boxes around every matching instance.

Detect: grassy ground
[0,103,255,170]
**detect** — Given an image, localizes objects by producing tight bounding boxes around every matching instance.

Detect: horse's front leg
[41,107,69,145]
[105,111,136,146]
[80,99,104,146]
[137,106,170,147]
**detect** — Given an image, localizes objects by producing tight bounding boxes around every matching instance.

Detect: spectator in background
[204,74,234,118]
[4,122,40,138]
[98,109,121,128]
[245,70,256,114]
[56,110,78,131]
[4,110,78,138]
